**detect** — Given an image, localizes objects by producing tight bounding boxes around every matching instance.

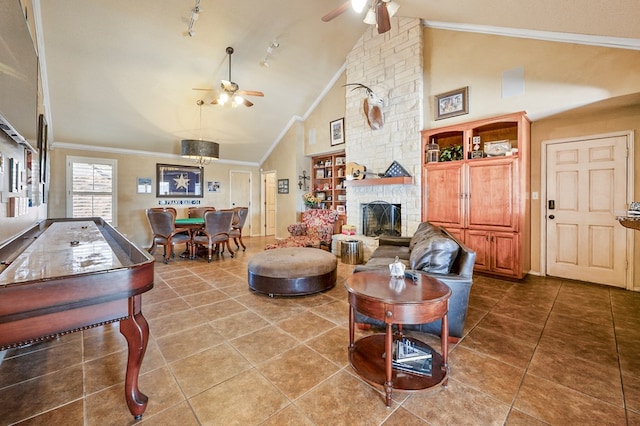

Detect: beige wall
[261,72,347,239]
[532,103,640,287]
[48,147,260,248]
[424,28,640,285]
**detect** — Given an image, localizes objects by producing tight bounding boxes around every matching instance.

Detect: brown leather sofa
[353,222,476,339]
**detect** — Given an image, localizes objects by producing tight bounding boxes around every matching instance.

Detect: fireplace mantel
[344,177,413,187]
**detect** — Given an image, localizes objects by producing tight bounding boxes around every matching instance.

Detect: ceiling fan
[322,0,400,34]
[211,46,264,108]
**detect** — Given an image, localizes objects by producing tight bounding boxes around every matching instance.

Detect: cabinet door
[424,163,464,228]
[491,232,519,276]
[467,158,516,229]
[464,230,490,272]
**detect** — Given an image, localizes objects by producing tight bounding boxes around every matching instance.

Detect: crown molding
[423,20,640,51]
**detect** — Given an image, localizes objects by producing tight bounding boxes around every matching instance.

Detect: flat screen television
[0,0,38,146]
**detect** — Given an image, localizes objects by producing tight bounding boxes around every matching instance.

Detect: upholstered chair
[188,206,216,218]
[229,206,249,251]
[145,208,191,263]
[191,210,234,262]
[265,209,339,250]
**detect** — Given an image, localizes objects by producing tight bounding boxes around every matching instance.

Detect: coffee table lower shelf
[349,334,447,393]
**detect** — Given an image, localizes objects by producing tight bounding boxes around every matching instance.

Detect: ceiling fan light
[352,0,367,14]
[234,95,244,105]
[363,8,377,25]
[386,1,400,17]
[218,93,229,105]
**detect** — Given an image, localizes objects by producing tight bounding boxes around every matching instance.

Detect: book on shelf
[392,356,433,377]
[393,338,432,363]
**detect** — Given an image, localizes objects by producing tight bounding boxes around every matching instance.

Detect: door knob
[549,215,555,219]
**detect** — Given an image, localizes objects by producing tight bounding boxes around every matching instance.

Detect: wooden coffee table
[344,270,452,406]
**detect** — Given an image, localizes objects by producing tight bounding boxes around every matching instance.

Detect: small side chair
[145,208,191,263]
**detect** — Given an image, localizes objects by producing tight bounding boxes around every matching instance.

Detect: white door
[230,171,251,234]
[263,171,276,236]
[545,134,629,287]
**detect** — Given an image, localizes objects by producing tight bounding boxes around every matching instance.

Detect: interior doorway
[230,170,251,235]
[542,131,634,288]
[262,171,276,236]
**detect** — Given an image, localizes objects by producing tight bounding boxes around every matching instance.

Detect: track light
[363,8,376,25]
[386,1,400,17]
[186,0,201,37]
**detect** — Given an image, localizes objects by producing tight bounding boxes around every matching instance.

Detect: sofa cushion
[369,245,410,260]
[410,232,460,274]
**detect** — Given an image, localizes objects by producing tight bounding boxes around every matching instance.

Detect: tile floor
[1,236,639,425]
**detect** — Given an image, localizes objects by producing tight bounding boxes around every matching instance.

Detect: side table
[344,270,451,406]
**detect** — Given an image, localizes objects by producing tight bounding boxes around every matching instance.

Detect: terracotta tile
[210,310,271,340]
[0,341,82,387]
[138,401,200,426]
[169,343,251,397]
[146,308,208,339]
[474,312,544,346]
[504,408,548,425]
[0,365,83,425]
[544,311,615,345]
[402,378,510,425]
[156,323,225,362]
[623,372,640,412]
[189,369,289,424]
[459,327,536,369]
[143,297,191,320]
[310,299,351,326]
[629,410,640,425]
[230,326,298,364]
[261,404,315,426]
[537,328,618,365]
[514,373,626,424]
[489,300,551,326]
[295,370,399,425]
[449,346,524,404]
[382,407,429,425]
[18,400,84,426]
[306,326,351,367]
[235,293,306,322]
[258,345,339,399]
[195,298,248,321]
[527,346,623,406]
[277,311,337,342]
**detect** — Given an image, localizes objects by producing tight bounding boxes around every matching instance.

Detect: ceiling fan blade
[192,87,212,91]
[238,97,254,107]
[322,1,351,22]
[237,90,264,97]
[376,1,391,34]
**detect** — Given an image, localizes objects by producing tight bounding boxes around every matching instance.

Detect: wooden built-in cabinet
[311,151,346,210]
[421,112,530,279]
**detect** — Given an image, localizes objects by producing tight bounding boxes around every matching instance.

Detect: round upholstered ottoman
[248,248,337,296]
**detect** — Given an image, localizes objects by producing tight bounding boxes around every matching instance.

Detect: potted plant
[439,145,463,161]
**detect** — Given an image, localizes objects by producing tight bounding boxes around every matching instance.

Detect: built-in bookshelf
[311,151,346,210]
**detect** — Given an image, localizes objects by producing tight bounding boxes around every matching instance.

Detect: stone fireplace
[343,17,424,237]
[361,201,401,237]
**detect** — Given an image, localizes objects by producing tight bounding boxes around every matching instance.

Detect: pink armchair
[266,209,339,250]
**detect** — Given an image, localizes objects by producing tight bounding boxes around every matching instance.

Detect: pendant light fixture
[181,100,219,166]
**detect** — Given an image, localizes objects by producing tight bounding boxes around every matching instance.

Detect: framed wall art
[207,181,221,192]
[330,117,345,146]
[277,178,289,194]
[435,87,469,120]
[156,163,203,197]
[137,177,152,194]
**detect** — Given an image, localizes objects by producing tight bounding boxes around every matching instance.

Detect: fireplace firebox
[361,201,401,237]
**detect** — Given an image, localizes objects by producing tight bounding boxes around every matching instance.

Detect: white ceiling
[38,0,640,164]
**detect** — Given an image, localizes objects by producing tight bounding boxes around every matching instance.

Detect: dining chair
[191,210,235,262]
[145,208,192,263]
[188,206,216,218]
[229,206,249,251]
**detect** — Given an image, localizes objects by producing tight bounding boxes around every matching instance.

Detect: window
[66,156,117,225]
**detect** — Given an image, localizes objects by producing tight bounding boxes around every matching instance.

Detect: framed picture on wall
[330,117,345,146]
[435,86,469,120]
[137,177,152,194]
[277,178,289,194]
[207,181,221,192]
[156,163,203,197]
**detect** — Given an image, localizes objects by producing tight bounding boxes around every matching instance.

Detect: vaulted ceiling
[38,0,640,164]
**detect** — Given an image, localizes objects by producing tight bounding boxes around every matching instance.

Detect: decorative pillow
[410,233,460,274]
